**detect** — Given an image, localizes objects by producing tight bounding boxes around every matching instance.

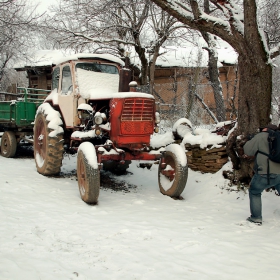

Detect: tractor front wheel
[77,142,100,204]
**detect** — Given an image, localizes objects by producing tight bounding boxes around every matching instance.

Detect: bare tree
[0,0,40,90]
[271,57,280,124]
[258,0,280,49]
[42,0,191,89]
[258,0,280,124]
[150,0,280,182]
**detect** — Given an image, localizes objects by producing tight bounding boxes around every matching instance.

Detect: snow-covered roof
[14,50,65,69]
[14,50,125,69]
[131,39,238,69]
[14,38,237,71]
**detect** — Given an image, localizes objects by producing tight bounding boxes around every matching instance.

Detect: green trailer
[0,87,50,157]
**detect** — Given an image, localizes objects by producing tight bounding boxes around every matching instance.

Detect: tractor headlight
[95,128,101,135]
[94,112,103,125]
[95,115,103,125]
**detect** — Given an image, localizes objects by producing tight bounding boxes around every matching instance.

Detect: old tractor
[20,53,188,204]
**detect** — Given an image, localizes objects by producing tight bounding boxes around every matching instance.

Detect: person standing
[243,124,280,225]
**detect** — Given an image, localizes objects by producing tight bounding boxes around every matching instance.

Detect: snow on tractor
[32,53,188,204]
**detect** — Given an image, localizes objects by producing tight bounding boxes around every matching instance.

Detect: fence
[138,80,238,132]
[0,87,50,103]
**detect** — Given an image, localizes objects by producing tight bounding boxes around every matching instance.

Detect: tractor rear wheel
[158,144,188,198]
[77,142,100,204]
[1,131,17,158]
[33,103,64,175]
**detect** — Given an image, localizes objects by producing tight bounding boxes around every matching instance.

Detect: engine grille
[121,98,154,135]
[121,98,154,121]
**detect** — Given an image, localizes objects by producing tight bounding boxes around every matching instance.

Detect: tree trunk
[226,0,273,183]
[227,49,272,183]
[135,45,149,85]
[238,54,272,134]
[202,0,225,122]
[148,46,160,94]
[202,33,226,122]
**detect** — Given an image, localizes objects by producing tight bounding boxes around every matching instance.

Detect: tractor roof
[54,53,125,67]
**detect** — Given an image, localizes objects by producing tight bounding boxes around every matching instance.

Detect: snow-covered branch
[151,0,244,46]
[71,32,136,46]
[195,92,219,123]
[270,43,280,59]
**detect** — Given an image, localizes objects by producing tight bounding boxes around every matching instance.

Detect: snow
[1,148,280,279]
[129,81,138,86]
[36,103,63,137]
[165,143,187,166]
[200,13,232,34]
[45,88,58,105]
[130,39,238,69]
[13,50,67,69]
[54,53,125,67]
[78,142,98,169]
[71,130,96,139]
[215,120,235,128]
[13,39,237,72]
[14,51,124,70]
[75,68,155,100]
[172,117,193,138]
[151,126,226,150]
[150,131,175,148]
[76,68,119,99]
[77,103,94,112]
[35,150,44,168]
[182,128,226,149]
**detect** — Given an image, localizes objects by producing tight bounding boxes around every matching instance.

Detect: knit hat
[264,124,278,130]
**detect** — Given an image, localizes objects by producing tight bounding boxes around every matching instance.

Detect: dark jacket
[244,132,280,174]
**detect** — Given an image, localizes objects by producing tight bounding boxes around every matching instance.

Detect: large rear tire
[0,131,17,158]
[33,103,64,175]
[158,144,188,198]
[77,142,100,204]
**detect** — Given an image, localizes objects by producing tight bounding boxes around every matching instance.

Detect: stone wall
[184,143,228,173]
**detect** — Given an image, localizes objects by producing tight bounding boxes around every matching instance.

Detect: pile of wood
[184,143,228,173]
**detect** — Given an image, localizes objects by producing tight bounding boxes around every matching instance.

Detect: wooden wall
[153,65,239,120]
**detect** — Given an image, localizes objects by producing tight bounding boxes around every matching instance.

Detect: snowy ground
[1,150,280,280]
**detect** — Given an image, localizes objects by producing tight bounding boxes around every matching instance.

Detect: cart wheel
[103,160,131,174]
[33,103,64,175]
[158,144,188,198]
[77,142,100,204]
[1,131,17,158]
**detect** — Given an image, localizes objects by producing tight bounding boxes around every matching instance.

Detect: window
[61,66,73,94]
[76,63,118,74]
[52,67,60,90]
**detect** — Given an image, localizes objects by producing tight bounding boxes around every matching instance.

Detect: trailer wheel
[33,104,64,175]
[1,131,17,158]
[158,144,188,198]
[103,160,131,174]
[77,142,100,204]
